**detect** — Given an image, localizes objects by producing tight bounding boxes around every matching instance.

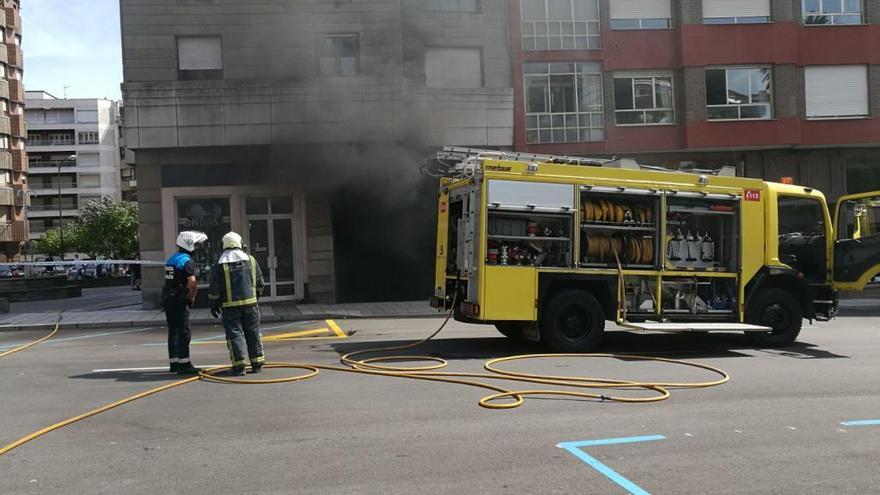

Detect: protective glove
[211,304,221,319]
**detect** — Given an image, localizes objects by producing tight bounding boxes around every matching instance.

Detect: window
[706,67,772,120]
[177,36,223,80]
[778,196,827,282]
[521,0,601,51]
[78,132,99,144]
[424,0,478,12]
[524,62,604,143]
[703,0,770,24]
[614,73,675,125]
[425,48,482,88]
[805,65,868,119]
[609,0,671,30]
[803,0,862,24]
[318,35,359,77]
[77,110,98,124]
[79,174,101,188]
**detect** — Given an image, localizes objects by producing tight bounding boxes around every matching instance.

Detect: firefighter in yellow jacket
[208,232,266,376]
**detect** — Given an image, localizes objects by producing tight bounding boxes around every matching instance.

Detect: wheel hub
[760,303,790,333]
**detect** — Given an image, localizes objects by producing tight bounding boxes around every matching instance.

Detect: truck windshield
[778,196,827,283]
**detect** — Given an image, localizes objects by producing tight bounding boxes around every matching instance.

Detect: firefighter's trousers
[222,305,264,368]
[164,298,192,364]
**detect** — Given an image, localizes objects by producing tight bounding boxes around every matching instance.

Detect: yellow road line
[265,328,329,341]
[326,319,347,338]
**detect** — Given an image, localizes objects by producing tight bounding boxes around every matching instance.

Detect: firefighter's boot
[176,363,202,375]
[250,363,262,374]
[229,365,246,376]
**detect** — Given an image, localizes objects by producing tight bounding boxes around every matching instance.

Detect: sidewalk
[0,300,441,332]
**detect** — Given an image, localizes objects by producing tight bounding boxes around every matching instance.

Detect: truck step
[621,322,771,332]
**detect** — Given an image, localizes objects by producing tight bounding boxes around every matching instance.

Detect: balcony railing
[28,160,77,169]
[29,181,78,190]
[26,138,75,146]
[10,114,25,138]
[11,149,24,172]
[8,79,23,102]
[29,204,77,212]
[0,221,27,242]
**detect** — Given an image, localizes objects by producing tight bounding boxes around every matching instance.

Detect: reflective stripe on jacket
[208,252,264,308]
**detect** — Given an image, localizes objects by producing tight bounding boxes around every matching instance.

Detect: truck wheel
[746,288,803,347]
[495,323,524,342]
[541,290,605,353]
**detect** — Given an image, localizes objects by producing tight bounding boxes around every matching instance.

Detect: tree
[34,228,77,258]
[68,197,139,259]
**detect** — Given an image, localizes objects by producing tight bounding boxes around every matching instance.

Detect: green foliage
[34,228,76,258]
[68,197,140,259]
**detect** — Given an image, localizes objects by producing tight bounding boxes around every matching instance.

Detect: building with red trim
[511,0,880,197]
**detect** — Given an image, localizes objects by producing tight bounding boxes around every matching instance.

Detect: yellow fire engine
[430,147,880,352]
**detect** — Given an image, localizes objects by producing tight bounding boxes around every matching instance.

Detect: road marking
[142,322,320,346]
[841,419,880,427]
[192,327,331,345]
[0,327,155,351]
[558,435,666,495]
[326,319,346,338]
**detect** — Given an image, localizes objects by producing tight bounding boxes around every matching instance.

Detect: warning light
[781,177,794,184]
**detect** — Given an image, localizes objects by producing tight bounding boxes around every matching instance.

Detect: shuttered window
[805,65,868,119]
[703,0,771,24]
[609,0,671,29]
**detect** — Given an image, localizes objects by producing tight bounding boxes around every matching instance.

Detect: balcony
[12,184,24,206]
[0,221,27,242]
[11,149,24,171]
[0,151,10,170]
[4,7,19,35]
[26,137,75,147]
[8,79,23,103]
[0,79,8,101]
[28,159,77,171]
[0,186,12,206]
[7,44,21,68]
[9,114,25,138]
[0,116,9,136]
[29,181,78,192]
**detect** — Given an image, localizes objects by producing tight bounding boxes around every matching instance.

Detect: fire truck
[430,147,880,352]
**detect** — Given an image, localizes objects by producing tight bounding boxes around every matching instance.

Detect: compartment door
[481,266,537,321]
[833,192,880,290]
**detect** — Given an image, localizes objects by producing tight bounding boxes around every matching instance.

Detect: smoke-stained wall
[120,0,514,305]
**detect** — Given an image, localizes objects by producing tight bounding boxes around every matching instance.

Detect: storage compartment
[661,277,736,315]
[621,276,658,314]
[579,189,660,268]
[486,210,573,268]
[665,195,739,272]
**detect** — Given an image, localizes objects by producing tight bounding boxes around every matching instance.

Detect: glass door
[246,196,298,301]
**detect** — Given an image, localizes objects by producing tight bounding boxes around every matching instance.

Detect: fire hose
[0,304,729,457]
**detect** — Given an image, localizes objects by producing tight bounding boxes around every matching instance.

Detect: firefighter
[164,231,207,375]
[209,231,266,376]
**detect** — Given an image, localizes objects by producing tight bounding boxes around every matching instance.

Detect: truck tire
[541,290,605,353]
[746,287,803,347]
[495,323,524,342]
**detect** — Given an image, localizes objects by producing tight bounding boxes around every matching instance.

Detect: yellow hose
[0,323,60,358]
[0,305,730,457]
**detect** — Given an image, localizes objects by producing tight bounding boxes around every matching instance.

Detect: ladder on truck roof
[426,146,737,178]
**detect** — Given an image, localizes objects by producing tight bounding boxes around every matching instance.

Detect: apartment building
[24,92,123,246]
[120,0,514,307]
[512,0,880,196]
[0,0,26,261]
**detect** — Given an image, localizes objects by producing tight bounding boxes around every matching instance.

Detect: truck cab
[431,148,880,352]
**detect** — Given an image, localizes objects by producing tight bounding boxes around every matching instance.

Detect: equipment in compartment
[622,277,657,313]
[661,278,735,315]
[486,211,572,268]
[580,192,659,268]
[665,197,738,271]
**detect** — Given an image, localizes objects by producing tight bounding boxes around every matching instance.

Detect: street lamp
[57,154,76,260]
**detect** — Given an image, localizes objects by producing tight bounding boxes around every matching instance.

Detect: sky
[22,0,123,100]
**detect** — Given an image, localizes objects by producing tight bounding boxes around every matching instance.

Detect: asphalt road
[1,315,879,494]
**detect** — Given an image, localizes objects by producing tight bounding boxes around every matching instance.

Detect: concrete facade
[24,92,124,246]
[120,0,514,307]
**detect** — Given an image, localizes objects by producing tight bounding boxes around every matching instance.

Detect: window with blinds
[609,0,671,29]
[805,65,868,119]
[703,0,771,24]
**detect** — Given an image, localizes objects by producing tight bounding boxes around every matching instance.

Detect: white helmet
[176,231,207,252]
[222,231,243,250]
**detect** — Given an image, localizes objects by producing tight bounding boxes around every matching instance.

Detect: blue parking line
[841,419,880,427]
[558,435,666,495]
[0,327,155,351]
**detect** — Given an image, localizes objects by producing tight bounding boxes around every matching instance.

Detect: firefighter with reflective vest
[163,231,207,375]
[209,232,266,376]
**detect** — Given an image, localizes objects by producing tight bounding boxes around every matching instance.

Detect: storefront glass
[176,197,231,284]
